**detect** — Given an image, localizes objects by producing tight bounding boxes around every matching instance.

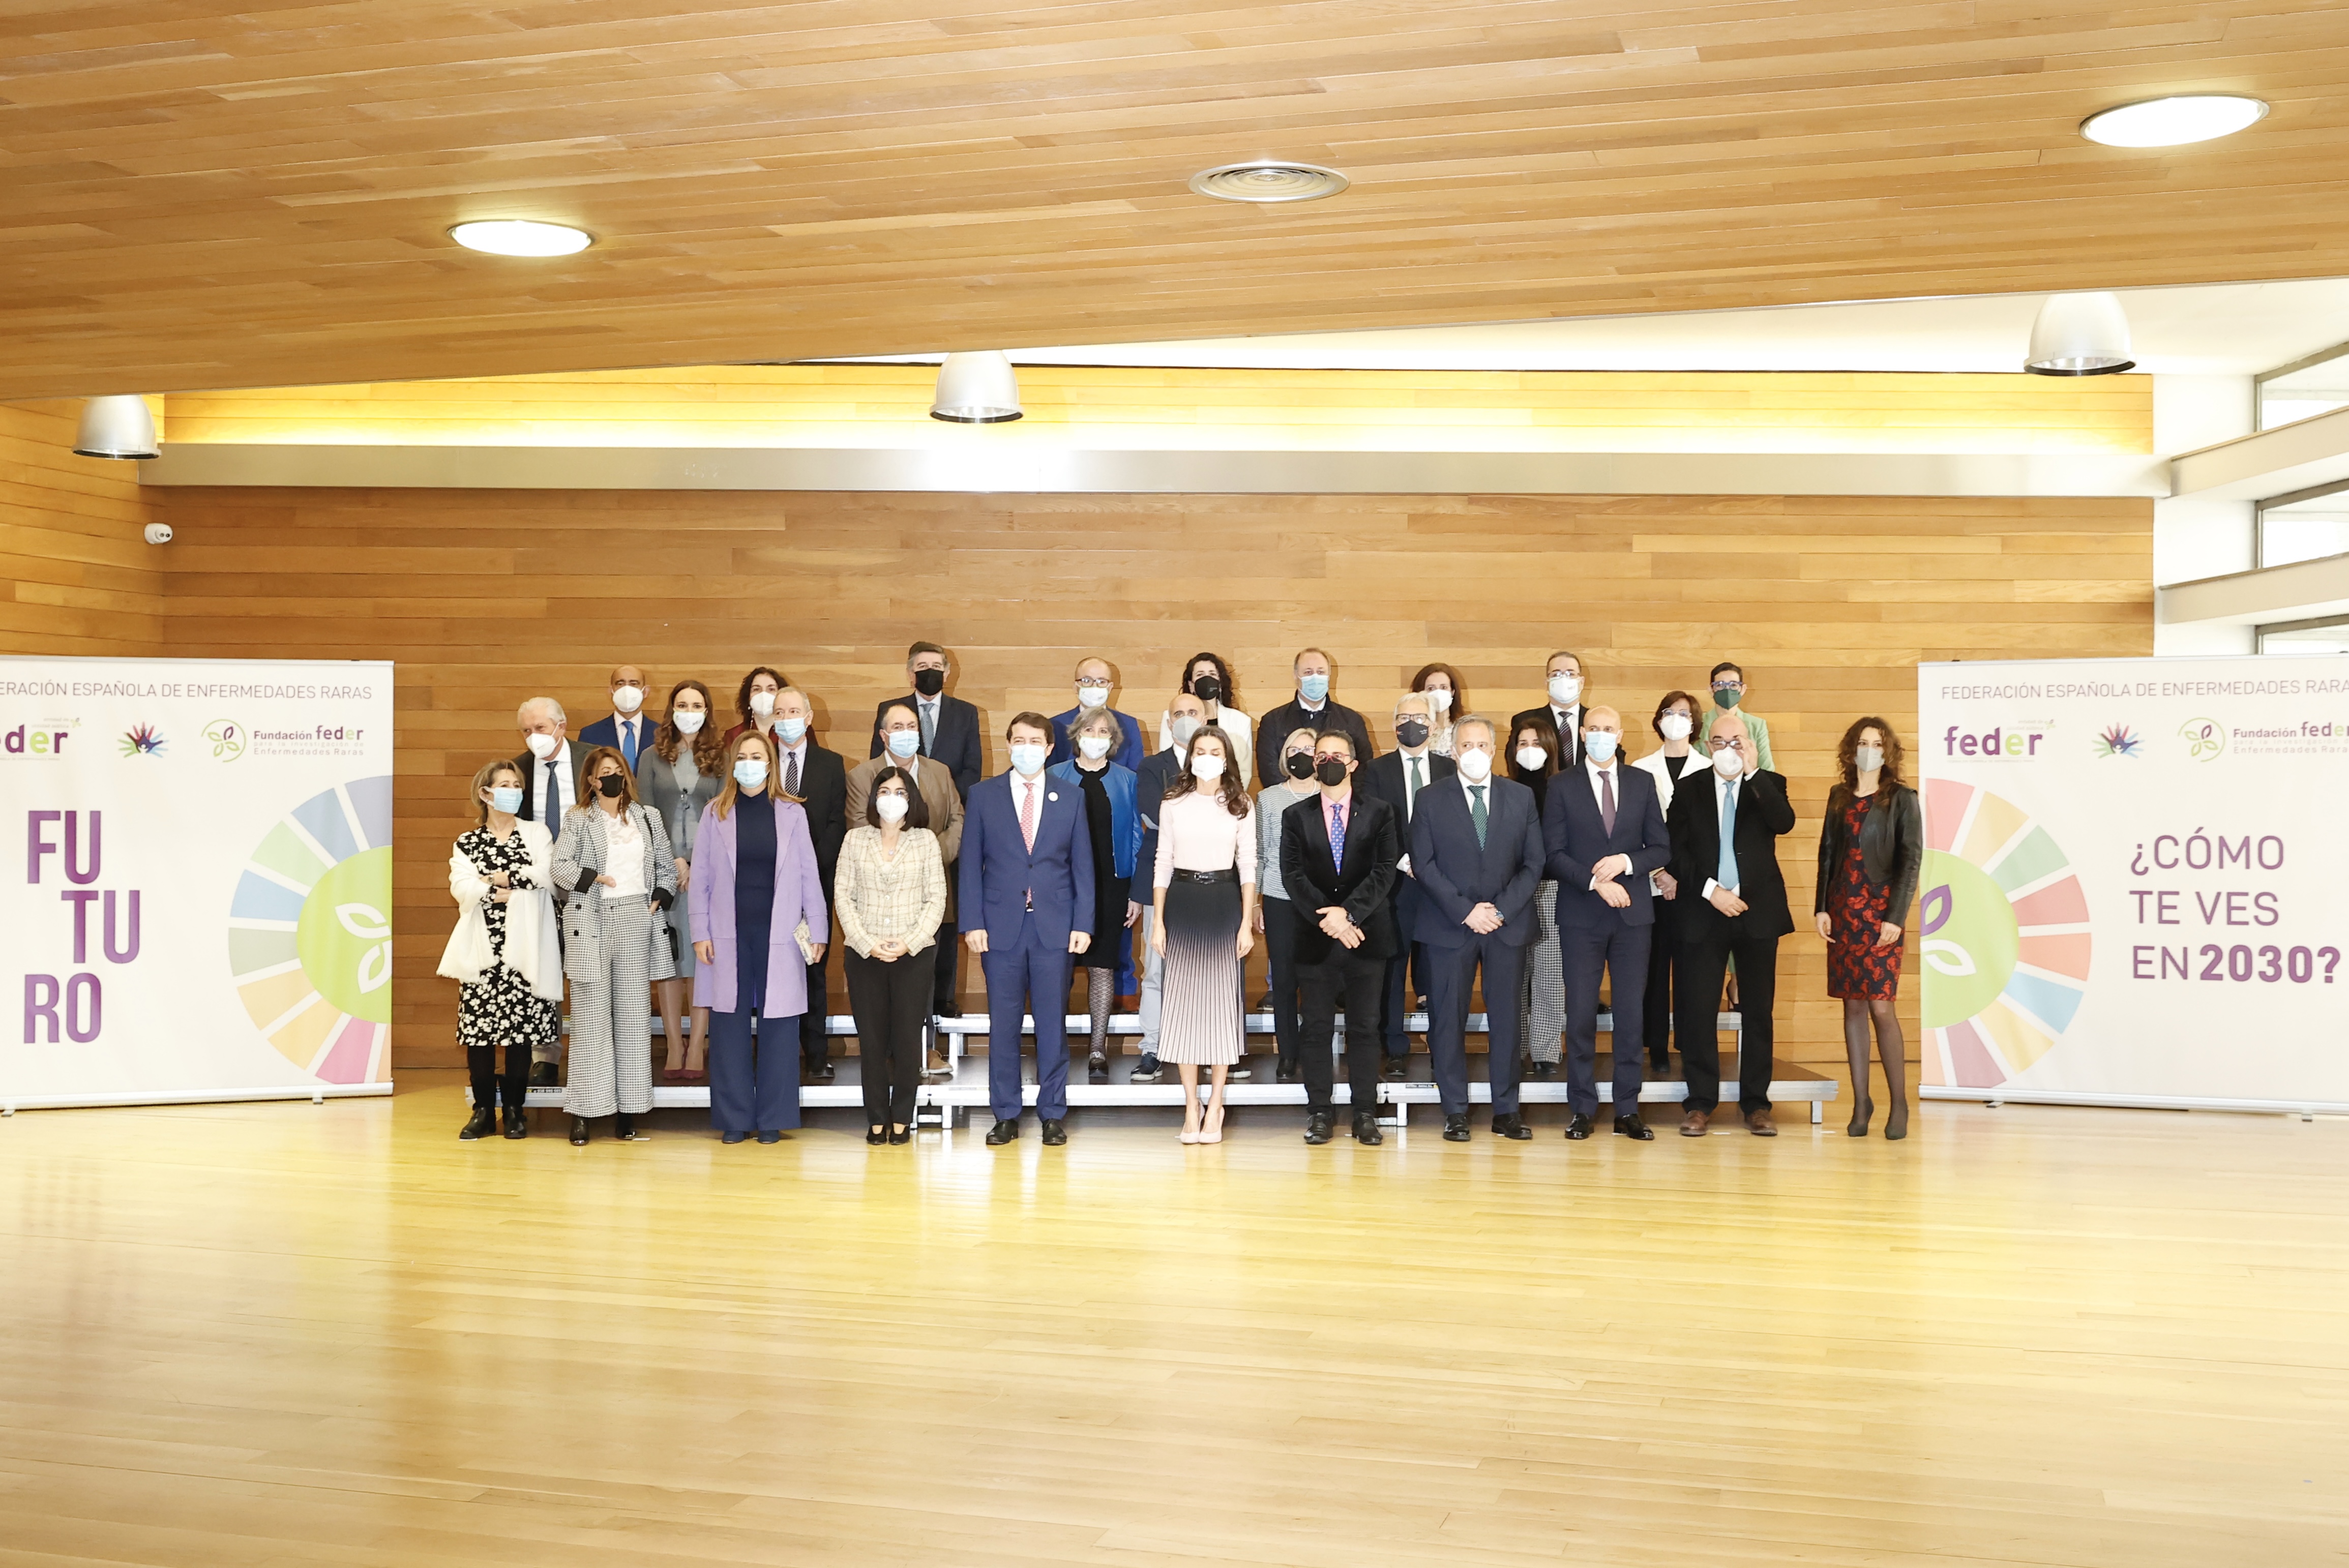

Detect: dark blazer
[957,769,1096,950]
[868,693,984,797]
[1048,706,1145,771]
[1815,783,1923,925]
[1358,747,1458,842]
[1409,773,1546,949]
[779,742,849,902]
[511,743,579,840]
[1256,697,1376,787]
[1542,760,1671,929]
[578,712,657,768]
[1667,767,1798,941]
[1280,790,1403,964]
[1133,747,1184,887]
[1508,703,1587,771]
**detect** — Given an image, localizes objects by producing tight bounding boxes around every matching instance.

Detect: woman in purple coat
[691,730,829,1143]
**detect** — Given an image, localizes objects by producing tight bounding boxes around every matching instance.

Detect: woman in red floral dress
[1814,719,1922,1139]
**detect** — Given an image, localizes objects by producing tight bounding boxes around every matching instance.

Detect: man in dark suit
[1126,690,1199,1083]
[1509,650,1591,772]
[959,712,1095,1147]
[1543,705,1673,1141]
[576,664,654,772]
[1254,647,1375,787]
[772,686,848,1082]
[1280,729,1401,1146]
[1410,715,1545,1141]
[1666,710,1797,1137]
[1357,691,1456,1075]
[870,640,985,1018]
[512,695,579,1085]
[1047,654,1146,770]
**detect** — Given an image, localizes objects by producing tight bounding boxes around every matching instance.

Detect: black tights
[1087,968,1114,1055]
[1842,997,1908,1134]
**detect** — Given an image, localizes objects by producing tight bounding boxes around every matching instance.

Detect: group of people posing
[439,644,1923,1150]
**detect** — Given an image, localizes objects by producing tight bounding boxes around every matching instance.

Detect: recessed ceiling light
[449,220,593,257]
[2080,95,2268,148]
[1188,161,1350,203]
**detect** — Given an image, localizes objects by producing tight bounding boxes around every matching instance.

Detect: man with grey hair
[1359,690,1458,1075]
[511,694,575,1084]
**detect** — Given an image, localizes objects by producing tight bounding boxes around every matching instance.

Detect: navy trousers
[983,913,1074,1123]
[1426,932,1528,1116]
[1563,921,1652,1119]
[709,1007,800,1132]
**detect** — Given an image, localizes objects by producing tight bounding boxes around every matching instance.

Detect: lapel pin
[1047,792,1058,802]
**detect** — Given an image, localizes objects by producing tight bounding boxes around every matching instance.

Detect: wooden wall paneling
[151,486,2153,1075]
[0,400,163,655]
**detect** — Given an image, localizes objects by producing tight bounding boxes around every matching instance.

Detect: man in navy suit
[577,665,653,771]
[1359,691,1457,1075]
[1543,705,1673,1142]
[1047,654,1146,770]
[1410,714,1546,1142]
[960,712,1095,1146]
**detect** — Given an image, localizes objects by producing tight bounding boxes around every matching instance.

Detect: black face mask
[1396,718,1430,749]
[1315,758,1349,788]
[1190,675,1222,705]
[912,668,945,697]
[1284,751,1315,780]
[596,773,627,799]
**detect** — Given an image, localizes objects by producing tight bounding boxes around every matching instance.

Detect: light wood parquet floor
[2,1077,2344,1567]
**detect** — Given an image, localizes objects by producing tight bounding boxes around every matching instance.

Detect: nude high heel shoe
[1202,1103,1225,1143]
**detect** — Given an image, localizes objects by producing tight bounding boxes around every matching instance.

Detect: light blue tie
[1716,781,1739,890]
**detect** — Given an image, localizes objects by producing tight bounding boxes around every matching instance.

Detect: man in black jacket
[775,686,848,1082]
[1356,690,1456,1076]
[1665,711,1797,1136]
[868,641,984,1016]
[1280,729,1401,1145]
[1254,647,1375,787]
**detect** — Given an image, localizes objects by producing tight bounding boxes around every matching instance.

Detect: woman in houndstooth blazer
[554,745,678,1147]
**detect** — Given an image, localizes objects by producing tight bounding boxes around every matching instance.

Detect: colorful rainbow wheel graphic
[1920,778,2092,1089]
[224,776,394,1084]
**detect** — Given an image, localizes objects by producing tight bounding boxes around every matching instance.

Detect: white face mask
[1076,684,1109,709]
[1169,715,1200,748]
[1190,752,1226,781]
[612,685,643,714]
[1078,734,1112,761]
[1658,712,1693,742]
[874,792,909,823]
[1548,673,1582,705]
[1712,745,1746,779]
[673,710,705,735]
[1009,743,1047,777]
[1855,744,1883,773]
[1514,744,1548,771]
[749,689,776,717]
[525,731,559,759]
[1455,747,1494,782]
[1425,687,1453,713]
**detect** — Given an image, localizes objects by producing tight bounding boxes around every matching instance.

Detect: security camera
[143,523,172,545]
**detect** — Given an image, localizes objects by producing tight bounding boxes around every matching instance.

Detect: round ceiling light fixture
[449,219,593,257]
[2080,94,2268,147]
[74,395,160,460]
[2025,292,2135,376]
[930,351,1024,424]
[1188,160,1350,203]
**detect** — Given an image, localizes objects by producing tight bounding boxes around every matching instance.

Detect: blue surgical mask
[887,729,921,759]
[490,786,523,815]
[1584,731,1619,763]
[777,716,808,744]
[1010,743,1048,777]
[733,760,768,790]
[1297,673,1330,703]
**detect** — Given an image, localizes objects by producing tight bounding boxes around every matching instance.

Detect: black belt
[1171,868,1238,884]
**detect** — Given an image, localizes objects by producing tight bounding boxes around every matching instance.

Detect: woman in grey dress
[556,746,678,1145]
[637,679,723,1083]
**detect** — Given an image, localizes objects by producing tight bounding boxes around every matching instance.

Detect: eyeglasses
[1710,736,1745,751]
[1312,753,1349,766]
[1076,677,1112,689]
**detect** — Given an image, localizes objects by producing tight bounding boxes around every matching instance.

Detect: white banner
[1918,654,2349,1112]
[2,656,395,1109]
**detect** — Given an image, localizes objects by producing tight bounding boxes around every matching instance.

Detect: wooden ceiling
[5,1,2348,400]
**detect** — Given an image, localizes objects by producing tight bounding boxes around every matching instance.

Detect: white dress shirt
[611,712,647,760]
[534,740,576,828]
[1701,770,1744,900]
[776,736,810,796]
[1582,757,1629,890]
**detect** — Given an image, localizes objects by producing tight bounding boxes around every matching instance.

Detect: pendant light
[73,395,161,459]
[2024,292,2135,376]
[930,351,1023,423]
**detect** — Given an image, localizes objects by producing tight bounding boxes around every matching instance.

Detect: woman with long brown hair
[722,665,788,746]
[554,745,679,1145]
[1814,716,1922,1139]
[637,678,724,1082]
[1149,723,1258,1144]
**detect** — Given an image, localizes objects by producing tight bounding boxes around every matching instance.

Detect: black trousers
[844,947,928,1127]
[1380,876,1431,1058]
[1426,933,1528,1116]
[931,916,961,1016]
[798,949,831,1069]
[467,1038,529,1113]
[1298,949,1384,1113]
[1641,889,1684,1068]
[1676,928,1778,1114]
[1262,896,1304,1067]
[1563,921,1650,1119]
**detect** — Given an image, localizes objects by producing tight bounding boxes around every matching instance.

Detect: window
[2255,341,2349,430]
[2256,616,2349,656]
[2255,480,2349,569]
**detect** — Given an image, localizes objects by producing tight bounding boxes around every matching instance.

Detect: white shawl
[437,820,564,1002]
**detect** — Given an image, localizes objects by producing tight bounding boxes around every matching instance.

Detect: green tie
[1470,783,1487,848]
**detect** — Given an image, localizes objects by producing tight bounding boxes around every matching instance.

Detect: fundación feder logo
[1919,778,2092,1090]
[202,718,248,762]
[225,776,394,1084]
[2180,717,2226,761]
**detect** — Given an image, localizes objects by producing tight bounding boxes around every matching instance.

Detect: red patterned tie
[1020,778,1038,852]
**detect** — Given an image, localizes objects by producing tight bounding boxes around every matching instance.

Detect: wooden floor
[3,1079,2345,1568]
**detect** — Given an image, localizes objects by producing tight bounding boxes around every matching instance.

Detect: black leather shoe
[501,1108,527,1139]
[888,1126,911,1145]
[1530,1061,1558,1080]
[1039,1119,1067,1145]
[1381,1057,1407,1081]
[1276,1060,1299,1083]
[1351,1111,1384,1145]
[1442,1113,1471,1142]
[529,1062,558,1087]
[756,1129,783,1144]
[1303,1110,1333,1144]
[1227,1061,1253,1081]
[615,1114,643,1141]
[1614,1113,1655,1141]
[1492,1112,1531,1141]
[569,1116,590,1146]
[1648,1055,1672,1073]
[1128,1055,1164,1083]
[459,1106,496,1140]
[1087,1054,1109,1084]
[1564,1111,1594,1140]
[867,1125,887,1145]
[721,1131,748,1144]
[805,1062,835,1085]
[986,1118,1020,1145]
